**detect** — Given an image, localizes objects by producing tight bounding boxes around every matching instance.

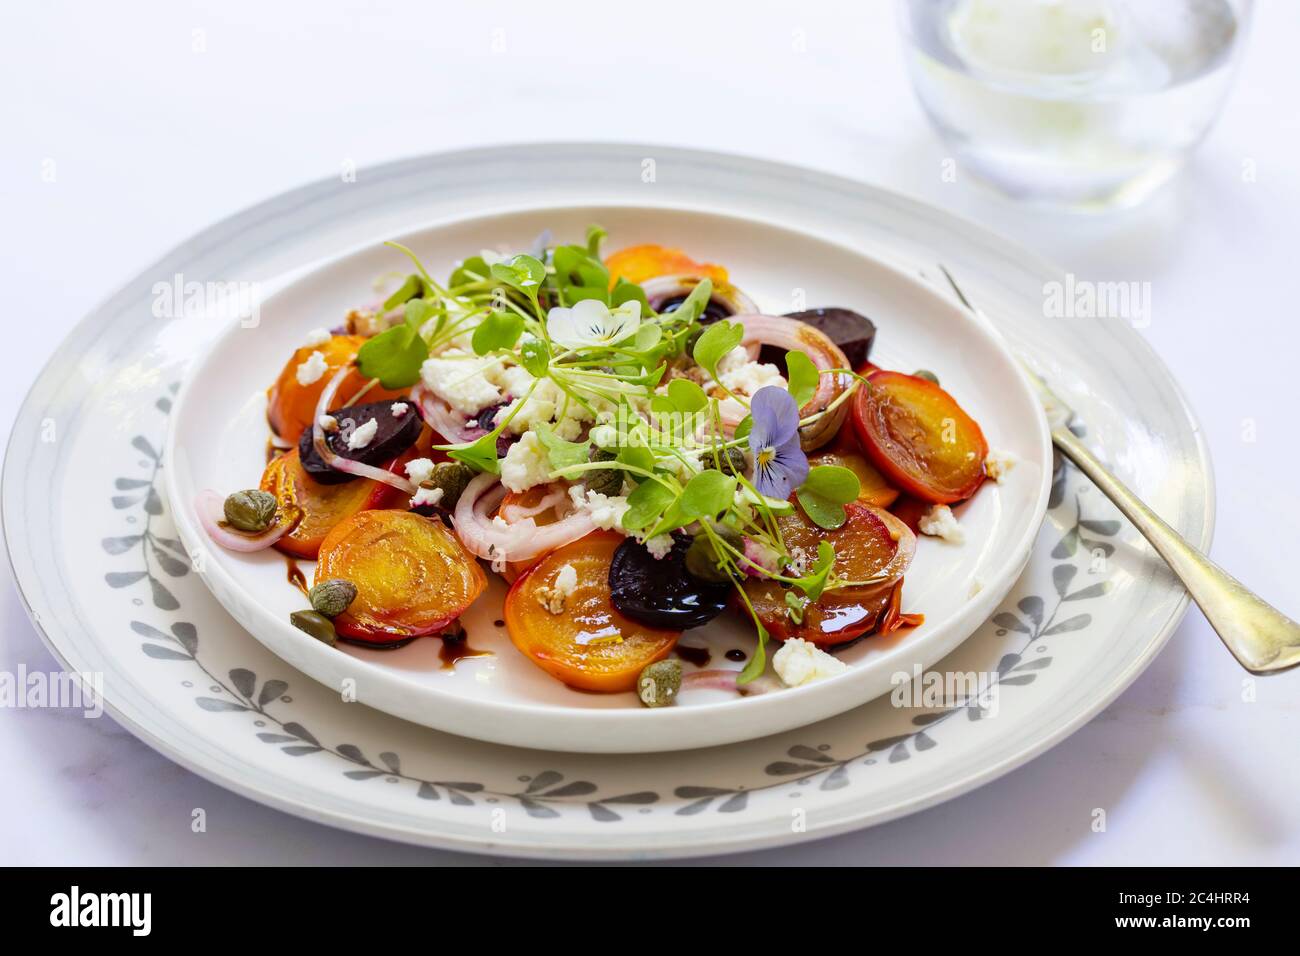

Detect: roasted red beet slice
[777,308,877,370]
[299,399,422,484]
[608,533,730,630]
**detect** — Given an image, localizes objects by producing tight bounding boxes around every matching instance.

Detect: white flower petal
[546,298,641,351]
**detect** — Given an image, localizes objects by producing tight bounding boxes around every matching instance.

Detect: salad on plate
[197,227,1008,707]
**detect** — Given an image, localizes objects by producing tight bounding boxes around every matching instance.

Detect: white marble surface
[2,0,1297,865]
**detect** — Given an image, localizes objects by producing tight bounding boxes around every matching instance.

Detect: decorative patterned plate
[2,145,1210,858]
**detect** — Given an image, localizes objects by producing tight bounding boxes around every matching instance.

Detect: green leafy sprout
[351,228,879,683]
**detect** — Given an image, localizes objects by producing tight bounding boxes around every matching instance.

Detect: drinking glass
[897,0,1253,209]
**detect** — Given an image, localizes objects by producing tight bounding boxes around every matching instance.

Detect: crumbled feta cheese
[497,364,536,398]
[410,486,443,509]
[535,562,576,616]
[420,350,504,416]
[391,402,410,418]
[500,432,552,492]
[567,485,630,531]
[984,450,1016,483]
[554,562,578,598]
[644,534,675,560]
[302,327,331,348]
[346,418,379,451]
[773,638,848,687]
[551,416,584,441]
[719,360,786,397]
[716,346,750,376]
[317,414,338,433]
[295,350,329,386]
[918,504,964,544]
[403,457,435,485]
[495,379,562,434]
[589,424,618,449]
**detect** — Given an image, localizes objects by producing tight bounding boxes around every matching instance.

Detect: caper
[704,446,747,477]
[224,489,277,533]
[583,447,624,498]
[308,578,357,619]
[290,609,337,647]
[426,461,476,509]
[684,527,742,584]
[913,369,939,385]
[637,659,682,708]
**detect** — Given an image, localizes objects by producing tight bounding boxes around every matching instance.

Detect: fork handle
[1051,427,1300,674]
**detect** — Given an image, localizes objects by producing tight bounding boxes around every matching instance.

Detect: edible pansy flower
[747,386,808,500]
[546,298,641,352]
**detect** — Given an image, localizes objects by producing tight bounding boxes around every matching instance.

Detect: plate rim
[2,142,1214,858]
[161,200,1054,752]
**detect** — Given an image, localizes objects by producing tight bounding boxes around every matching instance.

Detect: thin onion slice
[730,314,852,451]
[312,365,417,495]
[452,473,597,566]
[643,275,760,361]
[681,669,777,696]
[195,489,292,552]
[642,274,760,319]
[499,485,568,523]
[411,382,485,444]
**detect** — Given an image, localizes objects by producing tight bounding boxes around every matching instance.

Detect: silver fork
[939,265,1300,675]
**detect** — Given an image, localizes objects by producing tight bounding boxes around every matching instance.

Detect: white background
[1,0,1297,865]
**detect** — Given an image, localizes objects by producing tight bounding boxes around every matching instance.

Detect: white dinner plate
[2,144,1210,858]
[164,205,1052,753]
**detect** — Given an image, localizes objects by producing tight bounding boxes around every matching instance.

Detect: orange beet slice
[851,370,987,505]
[604,243,728,287]
[809,443,899,509]
[744,503,914,646]
[261,448,396,559]
[504,531,680,692]
[266,334,407,445]
[315,510,486,642]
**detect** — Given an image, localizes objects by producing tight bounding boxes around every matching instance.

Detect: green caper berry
[583,447,624,498]
[308,578,357,619]
[705,446,747,477]
[290,610,337,647]
[913,369,939,385]
[637,659,682,708]
[427,462,476,509]
[224,489,277,533]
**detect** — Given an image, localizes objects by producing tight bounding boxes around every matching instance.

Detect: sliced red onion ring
[411,382,485,444]
[499,485,568,523]
[452,473,597,566]
[312,365,417,496]
[642,274,760,320]
[645,276,761,362]
[729,314,852,451]
[195,489,292,552]
[681,669,776,696]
